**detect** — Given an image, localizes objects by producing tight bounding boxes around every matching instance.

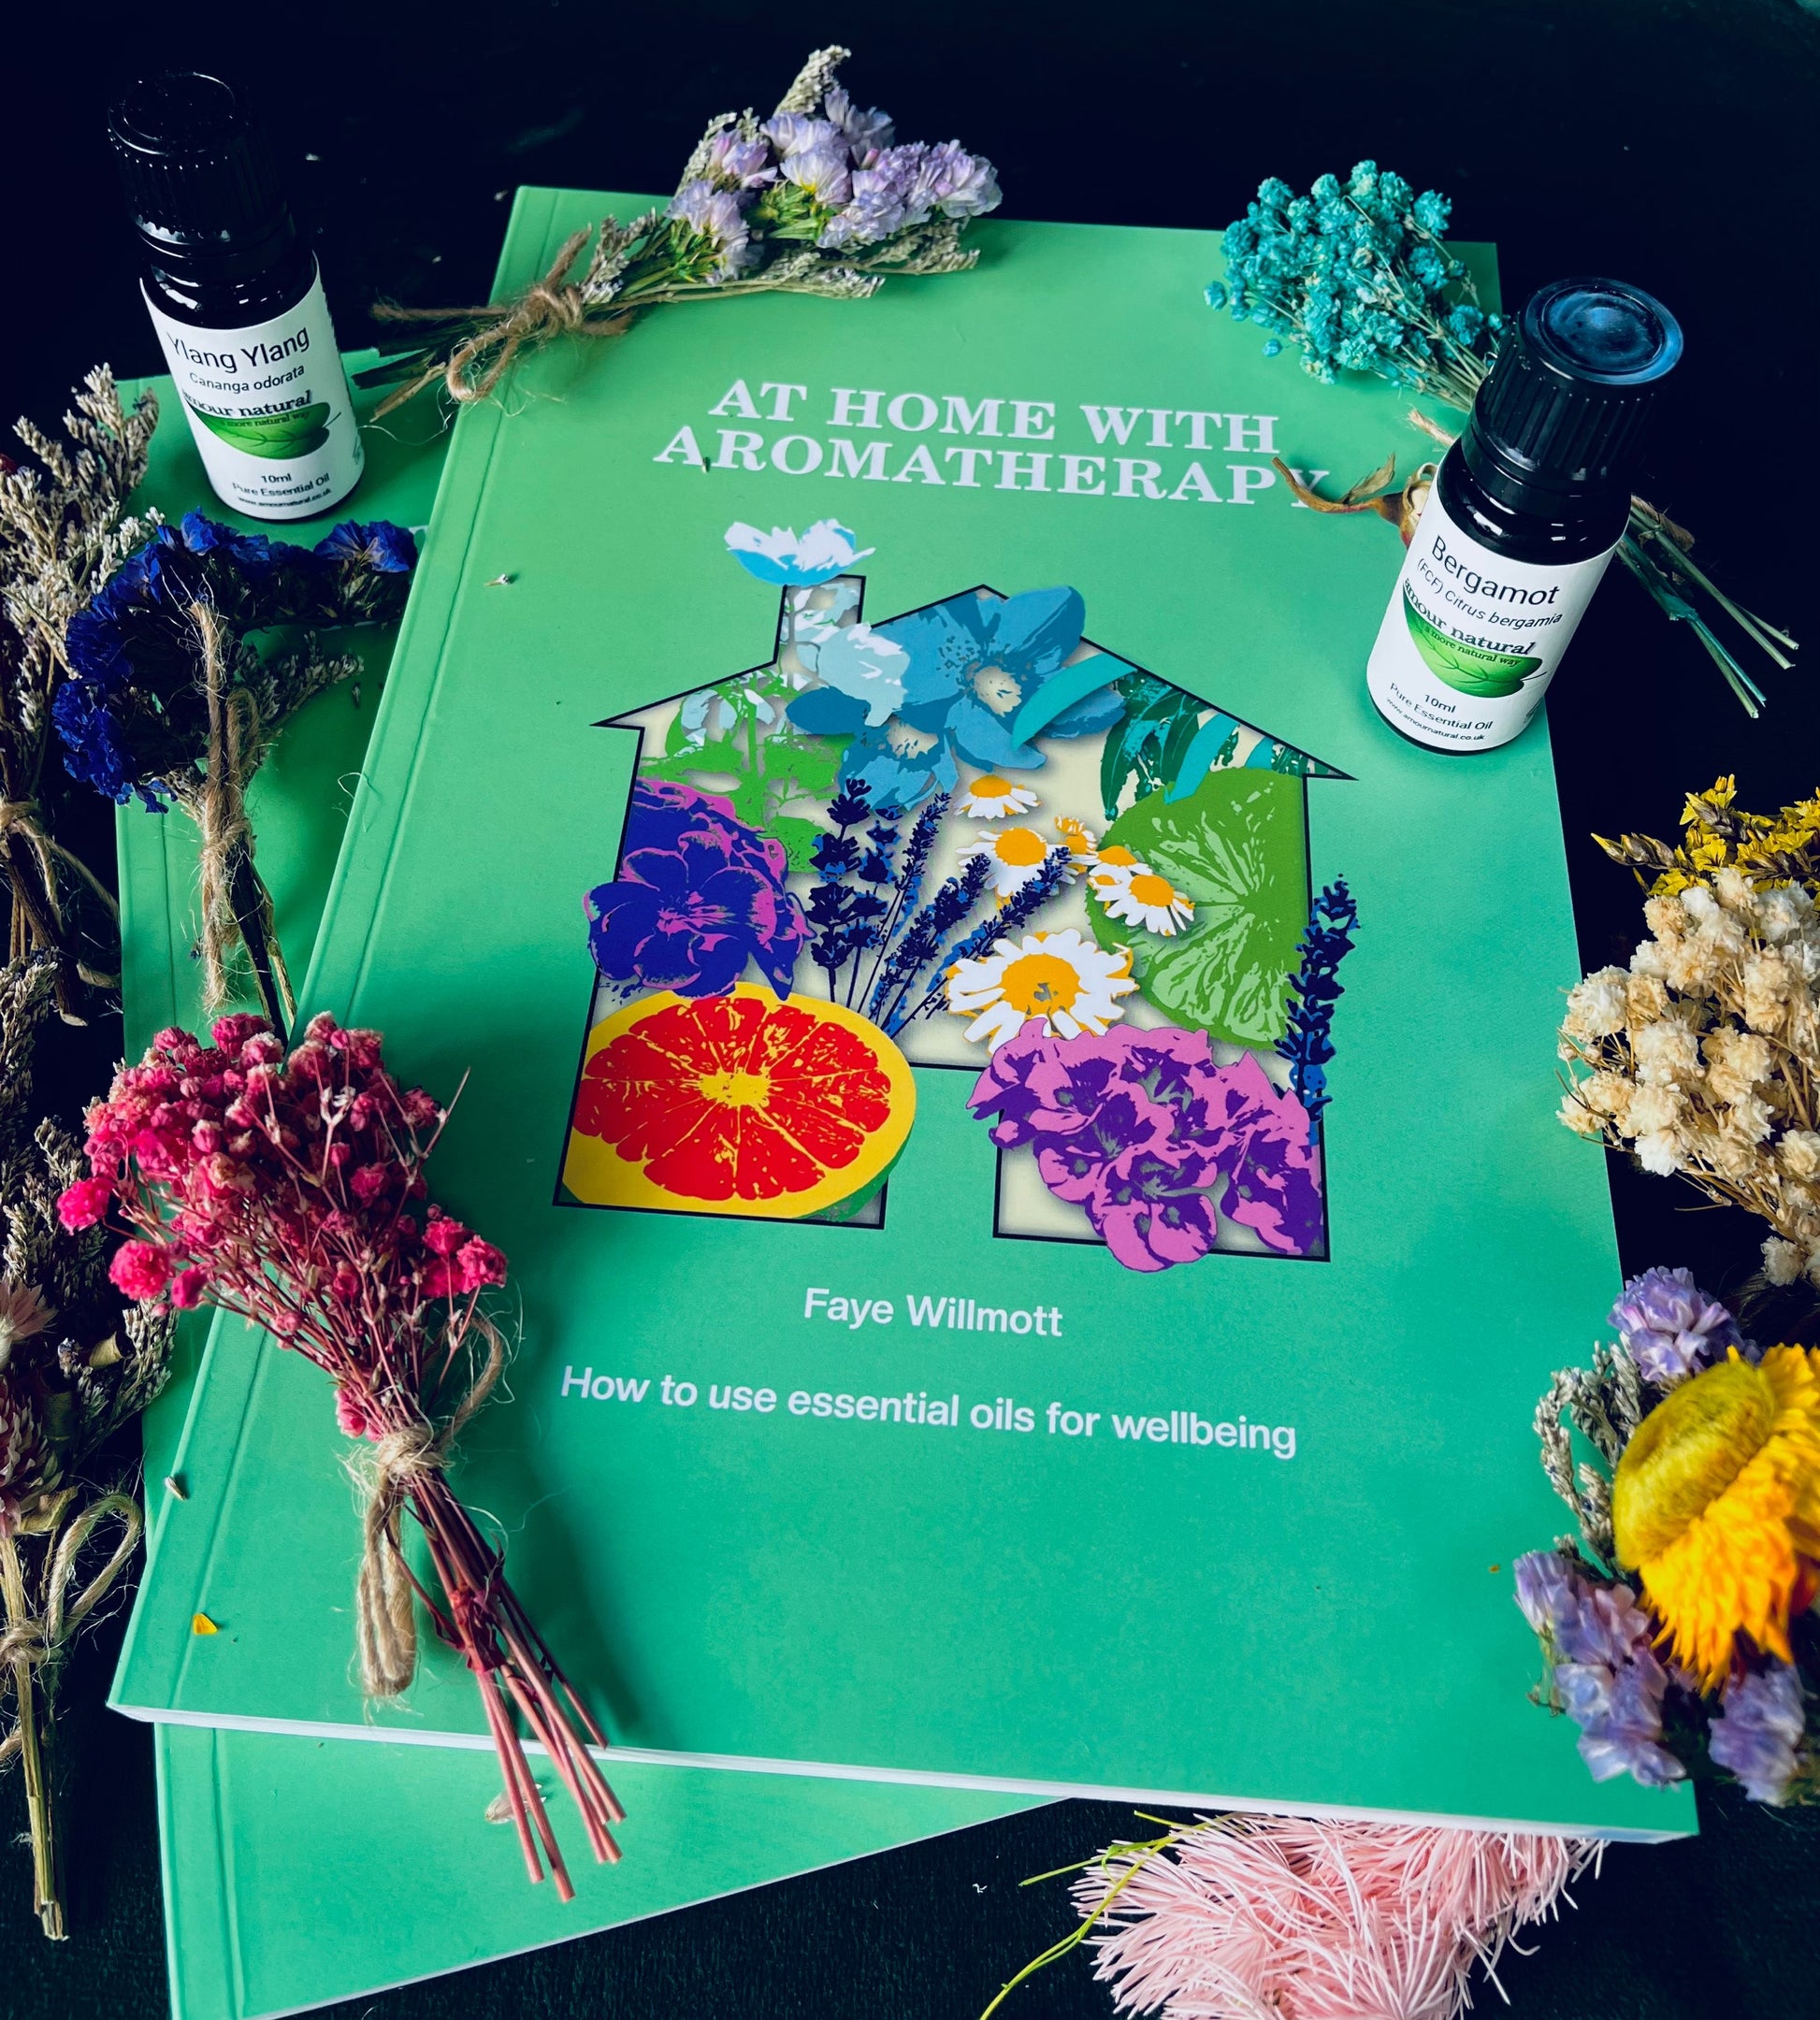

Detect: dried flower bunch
[1557,778,1820,1293]
[368,46,1000,415]
[0,368,158,1013]
[1209,166,1796,714]
[0,954,174,1936]
[984,1811,1596,2020]
[1515,1268,1819,1808]
[56,512,416,1034]
[61,1013,622,1896]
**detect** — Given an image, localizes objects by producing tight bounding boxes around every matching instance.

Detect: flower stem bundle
[0,368,158,1015]
[54,513,417,1038]
[1557,778,1820,1294]
[60,1013,624,1895]
[367,46,1000,417]
[1209,165,1796,713]
[0,953,174,1936]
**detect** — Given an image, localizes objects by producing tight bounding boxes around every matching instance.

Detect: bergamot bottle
[109,72,363,521]
[1366,278,1682,753]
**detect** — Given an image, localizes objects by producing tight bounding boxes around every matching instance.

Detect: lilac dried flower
[1608,1265,1754,1386]
[704,129,776,192]
[1709,1662,1809,1804]
[781,147,854,210]
[667,180,756,280]
[1511,1549,1686,1790]
[825,85,893,164]
[764,112,843,159]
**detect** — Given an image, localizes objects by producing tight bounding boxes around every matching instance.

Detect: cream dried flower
[1636,1130,1683,1176]
[1625,1083,1684,1136]
[1558,1091,1604,1138]
[1643,892,1690,938]
[1563,967,1630,1040]
[1724,1090,1775,1146]
[1779,1131,1820,1179]
[1757,886,1814,945]
[1626,974,1671,1026]
[1764,1236,1803,1284]
[1712,865,1758,920]
[1633,1018,1703,1084]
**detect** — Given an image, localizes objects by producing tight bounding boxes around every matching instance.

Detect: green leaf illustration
[1091,768,1307,1046]
[1402,587,1542,699]
[188,402,332,460]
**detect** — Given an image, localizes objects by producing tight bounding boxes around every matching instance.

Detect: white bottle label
[142,273,363,522]
[1365,486,1616,752]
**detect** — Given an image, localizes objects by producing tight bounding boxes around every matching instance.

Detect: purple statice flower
[780,147,853,211]
[1511,1550,1686,1789]
[704,128,776,192]
[819,166,911,251]
[668,180,756,279]
[911,139,1002,219]
[763,112,843,159]
[585,780,807,998]
[1710,1662,1808,1804]
[969,1027,1323,1270]
[1609,1266,1755,1386]
[824,84,894,165]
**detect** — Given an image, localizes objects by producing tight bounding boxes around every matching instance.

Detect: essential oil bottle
[108,72,363,521]
[1365,278,1682,754]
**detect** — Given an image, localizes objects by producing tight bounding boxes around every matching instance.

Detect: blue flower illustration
[787,585,1123,812]
[724,519,873,584]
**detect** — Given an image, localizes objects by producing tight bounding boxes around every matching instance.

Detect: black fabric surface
[8,3,1820,2013]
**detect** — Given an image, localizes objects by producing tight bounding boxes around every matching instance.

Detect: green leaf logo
[189,402,332,460]
[1402,587,1541,699]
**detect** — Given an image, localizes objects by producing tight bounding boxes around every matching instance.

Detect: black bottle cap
[108,73,296,278]
[1463,278,1683,512]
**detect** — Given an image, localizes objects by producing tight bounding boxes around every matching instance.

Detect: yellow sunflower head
[1611,1346,1820,1688]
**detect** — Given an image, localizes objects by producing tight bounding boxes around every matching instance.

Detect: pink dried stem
[61,1013,623,1894]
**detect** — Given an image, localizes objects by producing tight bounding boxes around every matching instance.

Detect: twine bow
[349,1321,504,1699]
[370,228,632,420]
[0,1493,143,1756]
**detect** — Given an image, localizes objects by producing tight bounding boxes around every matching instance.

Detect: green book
[114,188,1695,1841]
[121,354,1032,2020]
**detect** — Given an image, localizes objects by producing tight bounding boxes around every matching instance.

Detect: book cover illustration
[566,518,1352,1278]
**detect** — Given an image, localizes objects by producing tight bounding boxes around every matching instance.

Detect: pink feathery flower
[1073,1817,1598,2020]
[109,1239,171,1301]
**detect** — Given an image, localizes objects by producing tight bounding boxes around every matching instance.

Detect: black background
[8,2,1820,2013]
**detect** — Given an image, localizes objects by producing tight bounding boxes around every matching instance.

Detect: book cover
[113,188,1694,1839]
[120,357,1033,2020]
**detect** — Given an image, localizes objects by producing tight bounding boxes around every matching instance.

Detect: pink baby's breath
[60,1011,624,1897]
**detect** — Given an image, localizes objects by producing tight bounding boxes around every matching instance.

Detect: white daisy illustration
[946,929,1137,1050]
[1096,869,1196,937]
[956,824,1054,900]
[958,773,1040,820]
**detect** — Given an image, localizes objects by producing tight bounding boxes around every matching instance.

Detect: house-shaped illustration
[559,526,1351,1274]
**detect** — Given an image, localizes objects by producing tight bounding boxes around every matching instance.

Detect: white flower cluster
[1559,867,1820,1286]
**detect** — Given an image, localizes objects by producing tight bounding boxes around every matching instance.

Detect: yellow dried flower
[1612,1347,1820,1689]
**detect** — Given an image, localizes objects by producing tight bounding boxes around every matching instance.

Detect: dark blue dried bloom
[50,676,167,811]
[176,512,286,573]
[314,519,418,574]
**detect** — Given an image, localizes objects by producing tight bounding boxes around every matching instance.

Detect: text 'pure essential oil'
[108,72,363,522]
[1366,278,1682,754]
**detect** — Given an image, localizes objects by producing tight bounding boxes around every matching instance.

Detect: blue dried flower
[1609,1266,1755,1387]
[314,519,418,574]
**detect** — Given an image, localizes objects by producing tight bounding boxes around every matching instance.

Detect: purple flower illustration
[968,1024,1323,1271]
[585,780,808,998]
